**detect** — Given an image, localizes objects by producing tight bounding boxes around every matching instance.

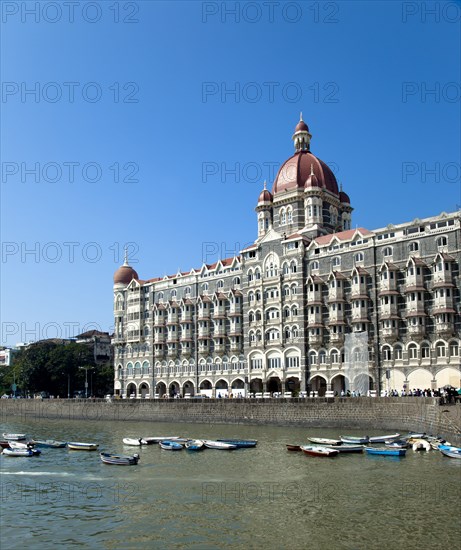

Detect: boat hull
[159,440,183,450]
[32,440,67,448]
[366,448,406,457]
[203,440,237,450]
[67,442,99,451]
[301,445,339,457]
[2,447,41,457]
[185,440,204,451]
[2,433,26,441]
[217,439,257,448]
[122,438,148,446]
[369,433,400,443]
[326,444,365,453]
[100,452,140,465]
[307,437,341,445]
[440,448,461,459]
[340,436,369,444]
[286,445,302,451]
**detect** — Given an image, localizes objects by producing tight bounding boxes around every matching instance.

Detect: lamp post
[79,366,93,398]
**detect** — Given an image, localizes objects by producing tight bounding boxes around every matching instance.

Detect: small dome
[294,120,309,133]
[339,190,351,204]
[114,264,138,285]
[258,188,273,204]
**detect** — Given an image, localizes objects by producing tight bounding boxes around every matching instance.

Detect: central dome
[272,150,339,196]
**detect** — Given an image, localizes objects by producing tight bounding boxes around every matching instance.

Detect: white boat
[2,433,26,441]
[411,439,431,452]
[67,442,99,451]
[185,439,205,451]
[369,433,400,443]
[340,435,369,444]
[203,440,237,450]
[300,445,339,457]
[325,444,365,453]
[122,438,148,446]
[307,437,341,445]
[2,447,41,457]
[8,441,35,449]
[439,446,461,459]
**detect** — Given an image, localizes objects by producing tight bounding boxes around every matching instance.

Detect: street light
[79,366,93,398]
[61,372,70,398]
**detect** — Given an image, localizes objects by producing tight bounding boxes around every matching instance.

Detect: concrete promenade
[1,397,460,446]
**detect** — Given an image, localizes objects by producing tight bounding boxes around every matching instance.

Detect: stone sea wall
[1,397,460,445]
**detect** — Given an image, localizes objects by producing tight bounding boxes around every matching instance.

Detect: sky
[1,0,460,347]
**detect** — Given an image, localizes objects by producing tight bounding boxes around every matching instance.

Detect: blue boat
[159,440,183,451]
[217,439,257,448]
[185,439,204,451]
[366,447,406,457]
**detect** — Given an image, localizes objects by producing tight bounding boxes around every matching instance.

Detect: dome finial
[123,246,129,266]
[300,111,303,122]
[340,182,343,192]
[263,180,267,190]
[310,163,314,176]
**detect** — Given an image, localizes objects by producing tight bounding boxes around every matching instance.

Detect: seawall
[1,397,460,445]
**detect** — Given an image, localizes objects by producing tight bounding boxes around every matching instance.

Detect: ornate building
[112,117,460,398]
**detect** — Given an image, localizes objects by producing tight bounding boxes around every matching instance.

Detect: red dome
[113,265,138,285]
[272,151,339,195]
[258,188,273,204]
[294,120,309,133]
[339,190,351,204]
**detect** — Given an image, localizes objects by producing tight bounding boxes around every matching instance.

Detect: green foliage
[0,342,113,397]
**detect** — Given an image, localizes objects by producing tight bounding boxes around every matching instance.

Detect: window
[354,252,364,262]
[394,345,403,360]
[217,280,224,289]
[408,242,419,252]
[280,209,286,226]
[383,346,392,361]
[310,261,319,272]
[408,344,418,359]
[332,256,341,267]
[436,342,447,357]
[383,247,393,257]
[450,342,459,357]
[421,344,430,359]
[436,236,448,248]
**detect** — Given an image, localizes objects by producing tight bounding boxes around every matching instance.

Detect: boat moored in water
[159,440,183,450]
[301,445,339,457]
[385,440,409,449]
[366,447,406,457]
[67,442,99,451]
[2,447,41,457]
[369,433,400,443]
[123,438,148,446]
[31,439,67,448]
[340,436,369,445]
[100,452,140,465]
[325,444,365,453]
[217,439,257,448]
[411,439,431,452]
[439,446,461,459]
[203,440,237,450]
[286,444,302,451]
[185,439,205,451]
[2,433,26,441]
[307,437,341,446]
[142,436,180,444]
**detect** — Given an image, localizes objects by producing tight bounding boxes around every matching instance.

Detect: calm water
[1,418,460,549]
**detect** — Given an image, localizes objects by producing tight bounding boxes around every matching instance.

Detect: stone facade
[112,117,461,399]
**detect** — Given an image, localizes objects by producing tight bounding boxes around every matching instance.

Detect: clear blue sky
[1,1,460,347]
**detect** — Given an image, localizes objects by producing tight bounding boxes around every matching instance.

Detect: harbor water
[1,418,460,549]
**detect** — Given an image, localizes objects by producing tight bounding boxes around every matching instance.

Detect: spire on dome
[310,164,314,176]
[263,180,267,190]
[123,246,129,266]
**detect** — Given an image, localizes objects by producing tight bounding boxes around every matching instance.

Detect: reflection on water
[1,418,460,549]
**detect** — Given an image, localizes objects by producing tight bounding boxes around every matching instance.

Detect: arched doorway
[156,382,166,398]
[139,383,150,399]
[250,378,263,394]
[231,378,245,398]
[169,381,180,398]
[331,375,346,395]
[126,383,137,398]
[285,377,300,394]
[182,380,195,397]
[310,376,327,397]
[199,379,213,398]
[267,377,282,394]
[215,379,229,398]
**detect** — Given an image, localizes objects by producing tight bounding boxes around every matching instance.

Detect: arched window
[408,343,418,359]
[354,252,364,263]
[233,276,241,286]
[332,256,341,267]
[217,280,224,289]
[382,345,392,361]
[310,261,319,272]
[287,208,293,224]
[383,247,393,257]
[184,286,191,296]
[202,283,208,293]
[280,208,286,226]
[408,241,419,252]
[255,268,261,280]
[436,342,447,357]
[282,263,290,275]
[290,261,297,273]
[436,236,447,248]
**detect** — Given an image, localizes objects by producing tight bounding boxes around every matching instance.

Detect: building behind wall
[112,117,461,398]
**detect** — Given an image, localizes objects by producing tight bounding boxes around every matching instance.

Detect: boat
[8,441,35,449]
[0,441,10,449]
[2,433,26,441]
[411,439,431,452]
[100,452,140,465]
[405,432,426,439]
[31,439,67,448]
[122,438,148,446]
[439,447,461,459]
[286,444,302,451]
[369,433,400,443]
[159,440,183,451]
[307,437,341,445]
[385,440,409,449]
[2,447,41,457]
[217,439,257,448]
[301,445,339,457]
[203,440,237,450]
[185,439,205,451]
[366,447,406,457]
[325,444,365,453]
[340,435,369,444]
[67,442,99,451]
[142,436,180,444]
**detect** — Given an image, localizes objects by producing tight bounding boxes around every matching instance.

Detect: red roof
[314,228,372,246]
